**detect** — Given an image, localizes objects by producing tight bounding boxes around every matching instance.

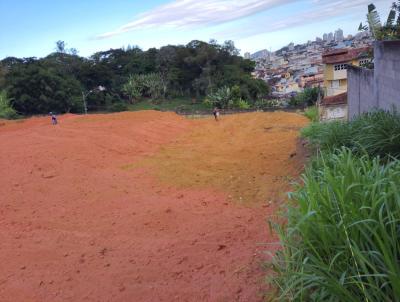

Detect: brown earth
[0,111,308,302]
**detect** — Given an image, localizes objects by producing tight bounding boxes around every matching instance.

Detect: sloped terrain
[0,111,308,302]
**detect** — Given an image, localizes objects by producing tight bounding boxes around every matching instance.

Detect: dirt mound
[0,111,308,302]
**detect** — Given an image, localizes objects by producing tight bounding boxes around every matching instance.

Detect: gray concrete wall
[348,66,375,118]
[347,40,400,119]
[374,40,400,111]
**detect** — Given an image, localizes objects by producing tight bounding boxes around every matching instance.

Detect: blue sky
[0,0,393,59]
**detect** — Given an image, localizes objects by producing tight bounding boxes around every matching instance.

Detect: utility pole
[82,91,88,115]
[82,86,106,115]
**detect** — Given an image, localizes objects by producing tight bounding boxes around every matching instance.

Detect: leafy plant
[205,86,234,109]
[304,106,318,122]
[234,98,250,109]
[289,87,323,107]
[359,2,400,40]
[272,148,400,301]
[205,86,253,109]
[0,90,18,119]
[123,73,165,103]
[301,110,400,160]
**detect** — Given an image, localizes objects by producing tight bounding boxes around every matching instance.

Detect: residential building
[320,47,371,121]
[322,47,371,97]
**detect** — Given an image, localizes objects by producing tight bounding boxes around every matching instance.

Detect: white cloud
[218,0,390,39]
[96,0,295,39]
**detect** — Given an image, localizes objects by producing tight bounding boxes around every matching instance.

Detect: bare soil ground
[0,111,308,302]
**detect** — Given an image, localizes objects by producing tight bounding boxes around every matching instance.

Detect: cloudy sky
[0,0,393,59]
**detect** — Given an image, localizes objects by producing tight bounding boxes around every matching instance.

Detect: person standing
[213,107,220,121]
[50,112,58,125]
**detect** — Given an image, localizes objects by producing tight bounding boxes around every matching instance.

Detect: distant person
[213,107,220,121]
[50,112,57,125]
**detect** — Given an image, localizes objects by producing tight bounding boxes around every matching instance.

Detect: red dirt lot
[0,111,308,302]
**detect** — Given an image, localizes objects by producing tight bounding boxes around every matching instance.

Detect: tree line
[0,40,270,116]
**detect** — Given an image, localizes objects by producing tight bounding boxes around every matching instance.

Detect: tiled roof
[322,47,371,64]
[321,92,347,106]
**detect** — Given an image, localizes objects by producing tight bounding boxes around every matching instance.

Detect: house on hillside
[319,47,372,121]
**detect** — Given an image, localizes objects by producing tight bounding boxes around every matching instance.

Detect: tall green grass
[304,106,318,122]
[272,148,400,301]
[301,110,400,159]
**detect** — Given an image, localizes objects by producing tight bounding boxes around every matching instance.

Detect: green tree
[6,62,83,114]
[359,2,400,40]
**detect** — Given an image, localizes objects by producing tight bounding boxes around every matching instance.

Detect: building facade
[322,47,371,97]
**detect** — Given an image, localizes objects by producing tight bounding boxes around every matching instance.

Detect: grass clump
[301,110,400,159]
[303,106,318,122]
[272,148,400,301]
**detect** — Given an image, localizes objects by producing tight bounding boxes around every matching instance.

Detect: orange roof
[321,92,347,106]
[322,47,371,64]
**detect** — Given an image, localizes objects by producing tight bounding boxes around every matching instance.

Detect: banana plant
[359,2,400,40]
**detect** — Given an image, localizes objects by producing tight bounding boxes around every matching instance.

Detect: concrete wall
[319,104,348,121]
[348,66,375,118]
[374,41,400,111]
[348,40,400,119]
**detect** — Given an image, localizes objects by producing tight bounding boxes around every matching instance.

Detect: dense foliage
[301,110,400,159]
[289,87,322,107]
[359,1,400,40]
[272,110,400,301]
[0,90,17,119]
[204,85,250,109]
[272,149,400,301]
[0,40,270,115]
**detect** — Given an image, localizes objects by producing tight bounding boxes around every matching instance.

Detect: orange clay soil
[0,111,308,302]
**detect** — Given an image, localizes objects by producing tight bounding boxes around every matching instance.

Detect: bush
[108,102,128,112]
[303,106,318,122]
[0,90,18,119]
[234,99,250,109]
[272,148,400,301]
[289,87,323,107]
[301,110,400,159]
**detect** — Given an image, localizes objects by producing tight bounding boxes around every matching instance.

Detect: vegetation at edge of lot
[0,40,270,116]
[303,106,318,122]
[271,148,400,301]
[301,110,400,160]
[288,87,323,107]
[0,90,18,119]
[128,97,211,112]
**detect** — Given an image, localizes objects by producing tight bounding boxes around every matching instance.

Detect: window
[359,59,370,66]
[334,64,348,71]
[331,80,340,88]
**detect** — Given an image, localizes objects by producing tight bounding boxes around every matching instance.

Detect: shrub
[289,87,323,107]
[205,85,251,109]
[108,102,128,112]
[205,86,233,109]
[0,90,18,119]
[234,99,250,109]
[255,99,288,109]
[272,148,400,301]
[301,110,400,159]
[303,106,318,122]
